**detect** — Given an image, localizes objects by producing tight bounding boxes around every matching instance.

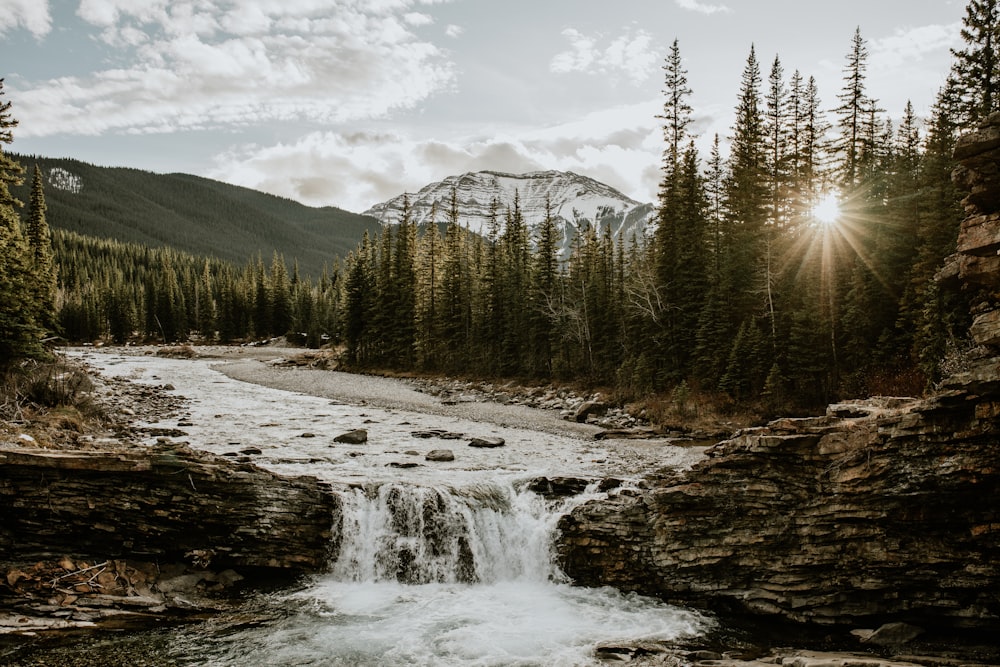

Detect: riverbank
[2,347,997,665]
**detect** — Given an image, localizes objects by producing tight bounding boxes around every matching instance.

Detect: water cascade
[331,482,571,585]
[70,351,710,666]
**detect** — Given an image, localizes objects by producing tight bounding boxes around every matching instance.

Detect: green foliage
[0,79,49,367]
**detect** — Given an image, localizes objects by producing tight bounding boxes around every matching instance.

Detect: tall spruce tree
[724,46,769,343]
[0,80,45,364]
[26,164,58,334]
[950,0,1000,125]
[833,28,880,190]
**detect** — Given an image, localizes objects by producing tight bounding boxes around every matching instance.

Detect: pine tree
[25,164,58,334]
[344,232,376,364]
[723,46,770,353]
[658,39,694,174]
[529,196,560,377]
[950,0,1000,125]
[390,197,417,366]
[415,204,443,369]
[833,28,881,190]
[0,79,45,364]
[764,54,788,228]
[901,82,969,382]
[270,252,293,338]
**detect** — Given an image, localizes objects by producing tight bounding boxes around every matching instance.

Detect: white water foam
[173,482,708,666]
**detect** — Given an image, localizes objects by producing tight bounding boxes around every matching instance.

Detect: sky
[0,0,969,214]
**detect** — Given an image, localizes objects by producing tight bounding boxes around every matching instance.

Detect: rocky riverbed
[2,346,998,665]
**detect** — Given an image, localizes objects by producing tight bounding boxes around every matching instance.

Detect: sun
[811,192,842,227]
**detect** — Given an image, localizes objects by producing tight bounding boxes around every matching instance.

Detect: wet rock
[861,622,924,647]
[300,432,317,438]
[425,449,455,462]
[334,429,368,444]
[526,476,592,498]
[594,427,661,440]
[240,447,262,455]
[411,429,464,440]
[467,437,505,448]
[387,461,420,469]
[573,400,607,423]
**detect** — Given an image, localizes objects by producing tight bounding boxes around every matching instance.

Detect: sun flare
[811,193,842,227]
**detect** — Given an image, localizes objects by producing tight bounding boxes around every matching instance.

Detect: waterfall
[330,482,574,585]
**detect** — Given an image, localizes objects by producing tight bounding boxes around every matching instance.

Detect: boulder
[334,429,368,444]
[861,622,924,647]
[573,400,607,423]
[424,449,455,462]
[467,437,505,448]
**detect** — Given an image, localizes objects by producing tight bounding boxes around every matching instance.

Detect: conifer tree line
[2,1,997,412]
[54,231,344,349]
[339,4,999,408]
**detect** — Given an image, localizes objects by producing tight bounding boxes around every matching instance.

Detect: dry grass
[1,357,105,445]
[620,384,763,435]
[155,344,198,359]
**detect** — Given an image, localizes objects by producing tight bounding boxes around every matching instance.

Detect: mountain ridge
[364,169,655,254]
[9,154,381,277]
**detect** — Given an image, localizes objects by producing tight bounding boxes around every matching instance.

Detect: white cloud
[404,12,433,26]
[869,22,961,70]
[550,27,660,85]
[18,1,455,137]
[675,0,731,16]
[445,24,463,38]
[0,0,52,38]
[205,101,670,212]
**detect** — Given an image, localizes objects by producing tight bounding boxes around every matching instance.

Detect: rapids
[68,349,711,666]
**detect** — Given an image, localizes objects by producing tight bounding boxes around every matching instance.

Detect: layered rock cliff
[556,114,1000,631]
[0,442,338,571]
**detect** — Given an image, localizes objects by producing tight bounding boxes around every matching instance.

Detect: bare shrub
[0,357,101,422]
[156,345,197,359]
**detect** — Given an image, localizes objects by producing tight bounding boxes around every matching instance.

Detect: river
[54,349,714,666]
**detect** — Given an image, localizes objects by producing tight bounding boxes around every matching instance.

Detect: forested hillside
[7,156,380,277]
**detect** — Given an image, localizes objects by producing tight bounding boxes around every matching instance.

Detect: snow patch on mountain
[363,170,655,255]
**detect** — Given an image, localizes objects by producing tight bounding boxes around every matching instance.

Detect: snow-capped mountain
[363,170,655,255]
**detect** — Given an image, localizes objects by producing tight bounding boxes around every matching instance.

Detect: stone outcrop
[556,114,1000,631]
[0,442,338,571]
[557,395,999,627]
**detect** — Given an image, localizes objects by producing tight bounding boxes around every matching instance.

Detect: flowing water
[58,349,712,666]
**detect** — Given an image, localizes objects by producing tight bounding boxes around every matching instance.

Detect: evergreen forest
[2,0,998,415]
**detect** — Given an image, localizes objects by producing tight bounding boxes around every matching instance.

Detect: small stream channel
[36,350,714,666]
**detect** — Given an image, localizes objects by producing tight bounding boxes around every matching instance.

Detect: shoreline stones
[333,429,368,444]
[425,449,455,462]
[467,437,505,448]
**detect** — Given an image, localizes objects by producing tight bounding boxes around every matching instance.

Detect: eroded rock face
[0,442,338,571]
[557,395,1000,627]
[556,115,1000,630]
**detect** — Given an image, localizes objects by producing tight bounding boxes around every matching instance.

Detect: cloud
[205,101,669,212]
[0,0,52,38]
[550,27,660,85]
[675,0,731,16]
[445,24,463,38]
[869,22,961,70]
[16,1,455,137]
